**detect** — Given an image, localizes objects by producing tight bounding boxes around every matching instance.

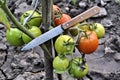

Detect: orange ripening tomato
[53,5,61,19]
[54,14,71,26]
[77,31,98,54]
[53,5,61,13]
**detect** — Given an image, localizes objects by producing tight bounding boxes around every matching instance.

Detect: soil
[0,0,120,80]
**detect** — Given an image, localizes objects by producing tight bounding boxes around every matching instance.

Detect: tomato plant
[6,28,24,46]
[54,14,71,26]
[53,56,69,74]
[91,23,105,39]
[20,10,42,27]
[22,26,42,44]
[1,0,103,79]
[68,57,88,78]
[77,31,98,54]
[55,35,75,55]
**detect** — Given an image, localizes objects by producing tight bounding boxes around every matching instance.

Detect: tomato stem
[41,44,53,59]
[81,54,86,65]
[77,21,88,29]
[89,22,97,31]
[82,31,89,39]
[26,23,32,29]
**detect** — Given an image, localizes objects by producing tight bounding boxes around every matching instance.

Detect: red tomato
[77,31,98,54]
[54,14,71,26]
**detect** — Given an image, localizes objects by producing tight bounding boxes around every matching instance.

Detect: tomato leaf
[0,8,10,29]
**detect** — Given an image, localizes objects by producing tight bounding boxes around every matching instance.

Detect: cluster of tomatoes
[6,5,72,47]
[52,5,105,79]
[5,4,105,79]
[6,10,42,46]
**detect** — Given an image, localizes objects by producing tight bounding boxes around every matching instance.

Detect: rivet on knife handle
[62,6,101,30]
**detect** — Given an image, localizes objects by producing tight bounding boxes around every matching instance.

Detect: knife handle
[62,6,101,30]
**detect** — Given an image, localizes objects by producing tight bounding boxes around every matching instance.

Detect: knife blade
[22,6,101,51]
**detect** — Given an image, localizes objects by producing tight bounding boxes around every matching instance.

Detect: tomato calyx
[68,57,89,78]
[76,30,91,40]
[68,22,90,37]
[71,57,86,71]
[53,5,62,19]
[88,23,97,31]
[55,35,75,56]
[54,14,71,26]
[89,23,105,39]
[54,9,62,19]
[62,38,76,55]
[63,38,76,46]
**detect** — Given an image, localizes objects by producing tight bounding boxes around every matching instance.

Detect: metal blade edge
[21,25,64,51]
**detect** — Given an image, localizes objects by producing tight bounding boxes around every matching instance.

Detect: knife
[22,6,101,51]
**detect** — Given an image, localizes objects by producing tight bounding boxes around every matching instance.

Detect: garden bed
[0,0,120,80]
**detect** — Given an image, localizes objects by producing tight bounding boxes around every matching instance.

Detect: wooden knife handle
[62,6,101,30]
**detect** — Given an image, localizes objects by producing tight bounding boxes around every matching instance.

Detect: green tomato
[20,10,42,27]
[53,56,69,74]
[93,23,105,39]
[22,26,42,44]
[6,28,24,46]
[68,58,88,78]
[55,35,75,55]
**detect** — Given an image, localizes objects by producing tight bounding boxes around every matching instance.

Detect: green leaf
[0,8,10,29]
[72,0,77,5]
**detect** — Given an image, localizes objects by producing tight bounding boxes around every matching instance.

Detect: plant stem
[41,44,53,59]
[42,0,53,80]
